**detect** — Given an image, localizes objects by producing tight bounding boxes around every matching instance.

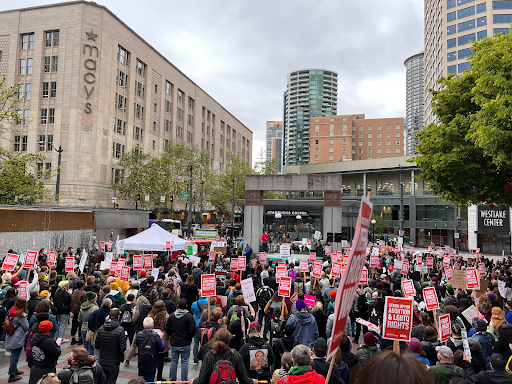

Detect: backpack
[25,331,36,358]
[327,300,335,316]
[70,366,95,384]
[277,337,298,361]
[289,269,296,281]
[271,319,282,341]
[210,352,237,384]
[138,330,156,365]
[3,316,19,335]
[357,292,369,313]
[200,324,217,349]
[120,309,132,325]
[256,287,272,310]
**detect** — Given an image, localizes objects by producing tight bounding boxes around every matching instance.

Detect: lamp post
[198,164,204,228]
[39,141,63,203]
[296,215,302,238]
[187,165,193,238]
[275,213,282,243]
[231,176,235,229]
[371,219,376,244]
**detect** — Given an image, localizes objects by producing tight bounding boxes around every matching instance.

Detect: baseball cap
[436,345,453,358]
[313,338,328,356]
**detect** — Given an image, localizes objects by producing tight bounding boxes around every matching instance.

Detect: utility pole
[187,165,193,238]
[399,164,404,247]
[113,176,117,209]
[231,176,235,229]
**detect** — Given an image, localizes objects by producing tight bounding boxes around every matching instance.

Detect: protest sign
[466,267,480,290]
[498,280,507,299]
[370,254,379,268]
[478,263,486,276]
[166,241,171,251]
[230,258,238,271]
[331,261,342,277]
[116,259,125,274]
[120,266,130,282]
[24,251,37,269]
[251,259,257,266]
[445,266,452,281]
[280,243,291,258]
[372,247,379,256]
[105,252,113,264]
[439,314,451,342]
[259,252,266,263]
[107,241,112,251]
[151,268,159,278]
[332,253,342,265]
[201,274,216,297]
[393,260,402,270]
[461,305,478,325]
[18,281,28,299]
[461,330,472,360]
[382,296,413,341]
[356,318,380,334]
[312,260,323,278]
[241,278,256,303]
[79,249,88,273]
[65,257,74,272]
[110,262,118,275]
[276,265,287,282]
[325,246,331,255]
[208,250,216,263]
[426,257,434,269]
[100,241,105,252]
[401,260,409,274]
[402,280,416,298]
[304,294,315,307]
[454,262,461,270]
[428,246,432,253]
[451,270,466,289]
[476,248,480,255]
[47,251,57,267]
[133,255,142,270]
[2,253,18,271]
[290,292,298,303]
[278,276,292,297]
[309,252,316,263]
[360,269,368,284]
[116,239,124,255]
[143,254,153,270]
[416,255,422,266]
[300,259,309,273]
[99,261,110,271]
[423,287,439,311]
[443,254,451,266]
[326,196,372,360]
[238,256,246,271]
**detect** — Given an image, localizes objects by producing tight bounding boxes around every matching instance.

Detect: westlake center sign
[478,205,510,234]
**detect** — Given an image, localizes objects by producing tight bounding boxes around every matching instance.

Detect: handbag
[85,328,95,342]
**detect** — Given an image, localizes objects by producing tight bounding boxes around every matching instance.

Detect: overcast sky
[6,0,424,164]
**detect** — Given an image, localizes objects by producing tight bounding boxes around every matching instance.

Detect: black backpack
[70,366,95,384]
[257,287,272,310]
[357,292,369,313]
[138,330,156,365]
[120,309,132,325]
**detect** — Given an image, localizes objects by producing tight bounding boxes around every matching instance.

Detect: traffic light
[458,238,462,243]
[115,203,119,209]
[136,193,141,201]
[169,195,174,203]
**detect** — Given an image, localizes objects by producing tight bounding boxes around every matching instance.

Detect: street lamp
[371,219,376,244]
[38,141,63,203]
[274,213,282,241]
[198,164,204,228]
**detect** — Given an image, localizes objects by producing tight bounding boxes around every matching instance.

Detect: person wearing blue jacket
[286,299,319,348]
[472,318,494,367]
[135,317,165,382]
[190,294,215,363]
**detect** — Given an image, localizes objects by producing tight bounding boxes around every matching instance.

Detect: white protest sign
[280,243,291,258]
[105,252,113,264]
[116,239,125,255]
[241,278,256,303]
[461,329,472,360]
[498,280,507,299]
[151,268,159,278]
[79,249,88,273]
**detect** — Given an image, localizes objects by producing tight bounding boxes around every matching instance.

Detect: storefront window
[376,180,398,195]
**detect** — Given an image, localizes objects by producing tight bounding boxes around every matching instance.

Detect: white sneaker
[62,338,70,343]
[5,351,11,356]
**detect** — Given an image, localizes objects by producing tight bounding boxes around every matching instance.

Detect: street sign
[144,195,149,202]
[160,196,165,202]
[112,197,116,203]
[182,193,190,197]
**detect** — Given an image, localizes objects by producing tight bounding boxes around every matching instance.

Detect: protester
[57,347,106,384]
[464,352,511,383]
[53,280,72,342]
[355,332,381,366]
[6,297,29,383]
[147,300,170,381]
[276,344,325,384]
[124,295,152,367]
[472,318,494,366]
[239,326,275,382]
[310,338,341,384]
[429,345,465,384]
[28,320,61,384]
[272,351,293,384]
[70,279,86,345]
[135,317,165,381]
[286,299,318,348]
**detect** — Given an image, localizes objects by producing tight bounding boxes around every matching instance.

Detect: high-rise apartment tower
[404,52,424,155]
[265,121,283,173]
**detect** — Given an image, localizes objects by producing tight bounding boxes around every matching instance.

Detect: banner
[423,287,439,311]
[402,280,416,298]
[382,296,413,342]
[120,266,130,282]
[312,260,323,278]
[360,269,368,284]
[201,274,216,297]
[24,251,37,269]
[133,255,142,270]
[238,256,246,271]
[466,267,480,290]
[439,314,451,342]
[65,257,74,272]
[278,276,291,297]
[259,252,266,264]
[2,253,19,271]
[426,257,433,269]
[143,254,153,270]
[331,261,342,277]
[326,196,372,360]
[445,266,452,281]
[356,317,380,334]
[241,277,256,303]
[300,259,309,273]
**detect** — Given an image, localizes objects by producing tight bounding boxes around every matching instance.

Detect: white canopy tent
[122,223,186,251]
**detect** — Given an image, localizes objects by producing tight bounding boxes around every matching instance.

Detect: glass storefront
[478,234,511,254]
[263,204,322,242]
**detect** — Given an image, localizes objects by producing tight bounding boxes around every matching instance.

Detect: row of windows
[21,31,59,50]
[494,14,512,23]
[20,56,59,74]
[448,0,475,9]
[447,48,474,61]
[493,1,512,9]
[38,135,54,152]
[448,61,472,74]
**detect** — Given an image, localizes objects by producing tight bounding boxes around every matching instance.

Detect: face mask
[67,358,73,365]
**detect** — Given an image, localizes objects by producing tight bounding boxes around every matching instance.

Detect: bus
[148,219,183,236]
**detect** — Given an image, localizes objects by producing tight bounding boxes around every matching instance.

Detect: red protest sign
[309,252,316,263]
[428,246,432,253]
[402,280,416,298]
[47,251,57,267]
[439,314,451,342]
[143,254,153,270]
[2,253,19,271]
[18,281,28,299]
[166,241,171,251]
[24,251,38,269]
[133,255,142,270]
[343,255,350,266]
[120,266,130,282]
[443,254,451,266]
[332,253,342,265]
[276,265,287,282]
[426,257,434,269]
[290,292,298,303]
[370,254,379,268]
[382,296,413,342]
[278,276,291,297]
[116,259,126,274]
[401,260,409,274]
[110,262,118,275]
[251,258,257,266]
[107,241,112,251]
[230,258,238,271]
[201,274,216,297]
[300,259,309,273]
[238,256,246,271]
[325,246,331,255]
[312,260,323,278]
[476,248,480,255]
[360,269,368,284]
[326,196,372,360]
[259,252,266,263]
[65,257,74,272]
[331,261,342,277]
[208,250,216,263]
[416,255,422,266]
[445,266,453,281]
[478,263,486,276]
[100,241,105,252]
[453,262,460,270]
[423,287,439,311]
[466,267,480,290]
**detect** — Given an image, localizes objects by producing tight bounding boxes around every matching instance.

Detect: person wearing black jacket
[27,291,41,321]
[165,298,196,382]
[53,280,72,342]
[238,326,275,382]
[94,309,127,384]
[161,289,176,315]
[310,338,341,384]
[339,334,361,384]
[58,347,107,384]
[464,353,511,384]
[273,324,299,369]
[119,294,136,345]
[495,322,512,362]
[29,320,61,384]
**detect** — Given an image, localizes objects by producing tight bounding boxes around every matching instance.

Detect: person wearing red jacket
[277,344,325,384]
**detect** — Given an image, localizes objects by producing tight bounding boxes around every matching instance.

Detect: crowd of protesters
[1,241,512,384]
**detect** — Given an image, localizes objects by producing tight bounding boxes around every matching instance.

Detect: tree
[370,213,388,234]
[0,75,25,135]
[0,148,51,204]
[413,31,512,207]
[114,145,152,207]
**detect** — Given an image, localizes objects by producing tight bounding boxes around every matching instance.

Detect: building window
[368,133,372,138]
[448,38,456,48]
[494,28,510,35]
[386,140,390,145]
[47,134,53,150]
[41,109,47,124]
[315,148,319,153]
[386,132,391,138]
[153,121,156,131]
[448,25,456,35]
[477,16,487,27]
[342,139,346,144]
[358,149,363,154]
[358,141,363,146]
[377,133,381,138]
[38,135,45,151]
[368,125,372,131]
[137,59,146,77]
[329,147,333,153]
[396,140,400,145]
[494,14,512,23]
[50,82,57,98]
[448,65,457,74]
[457,6,475,19]
[447,11,456,22]
[21,34,34,50]
[458,19,476,33]
[395,124,400,130]
[329,155,333,161]
[49,108,55,124]
[377,148,381,154]
[118,45,130,64]
[395,132,400,137]
[315,155,319,160]
[45,31,59,47]
[343,147,346,152]
[44,57,50,72]
[396,148,400,153]
[458,33,476,46]
[477,2,486,13]
[377,125,381,130]
[166,80,172,95]
[368,141,372,146]
[377,141,381,146]
[42,82,49,98]
[20,59,26,75]
[359,133,363,138]
[25,83,31,100]
[386,148,391,153]
[23,109,29,124]
[458,47,473,59]
[52,56,58,72]
[368,149,372,154]
[477,30,488,40]
[458,61,471,73]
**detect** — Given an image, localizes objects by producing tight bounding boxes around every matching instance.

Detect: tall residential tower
[404,52,424,155]
[283,69,338,166]
[265,121,283,173]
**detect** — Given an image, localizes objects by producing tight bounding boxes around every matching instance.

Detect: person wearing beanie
[70,280,86,345]
[369,289,385,326]
[53,280,71,343]
[273,323,299,370]
[39,290,49,299]
[78,291,99,355]
[310,337,341,384]
[355,332,381,366]
[286,299,318,348]
[28,320,61,384]
[408,337,430,367]
[472,318,494,366]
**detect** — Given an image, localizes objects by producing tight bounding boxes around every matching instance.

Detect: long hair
[14,297,28,316]
[211,327,232,355]
[148,300,168,329]
[491,306,506,332]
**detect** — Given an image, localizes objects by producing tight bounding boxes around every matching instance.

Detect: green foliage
[0,148,52,204]
[370,213,388,233]
[413,30,512,207]
[0,75,25,135]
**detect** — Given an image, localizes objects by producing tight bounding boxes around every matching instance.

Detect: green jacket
[429,363,465,384]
